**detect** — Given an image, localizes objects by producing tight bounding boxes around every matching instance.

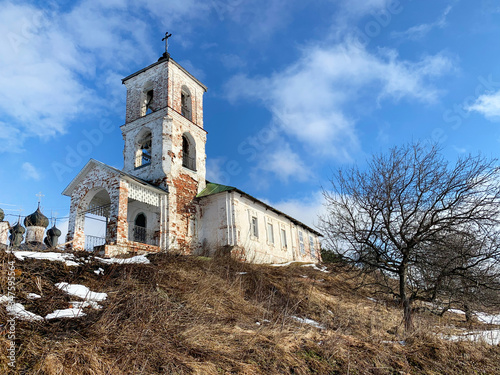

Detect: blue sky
[2,0,500,236]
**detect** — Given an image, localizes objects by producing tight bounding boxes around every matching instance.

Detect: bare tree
[319,142,500,330]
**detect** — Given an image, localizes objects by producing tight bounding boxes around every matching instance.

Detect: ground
[0,249,499,374]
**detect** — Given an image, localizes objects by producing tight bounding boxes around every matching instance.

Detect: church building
[63,47,321,264]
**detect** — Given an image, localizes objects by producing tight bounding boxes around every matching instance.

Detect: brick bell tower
[120,38,207,251]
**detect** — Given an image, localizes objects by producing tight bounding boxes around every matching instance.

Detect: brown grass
[0,250,499,374]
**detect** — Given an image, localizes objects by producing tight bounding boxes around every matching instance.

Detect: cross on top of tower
[160,32,173,60]
[36,191,45,207]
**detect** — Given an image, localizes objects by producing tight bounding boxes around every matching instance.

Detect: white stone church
[63,50,321,263]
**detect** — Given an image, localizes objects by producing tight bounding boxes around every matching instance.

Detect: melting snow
[45,308,86,320]
[55,282,107,302]
[475,312,500,325]
[301,264,329,273]
[6,303,44,321]
[13,251,80,267]
[70,301,102,310]
[444,330,500,346]
[291,316,326,329]
[270,261,295,267]
[96,254,150,264]
[94,267,105,275]
[27,293,42,299]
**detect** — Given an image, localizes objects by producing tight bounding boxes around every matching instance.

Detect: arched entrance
[78,187,112,252]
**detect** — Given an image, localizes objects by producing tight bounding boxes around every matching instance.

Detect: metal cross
[36,192,45,204]
[162,32,172,53]
[52,211,59,226]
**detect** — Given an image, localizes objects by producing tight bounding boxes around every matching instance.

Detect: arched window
[133,213,147,243]
[141,81,154,116]
[182,133,196,171]
[135,129,152,168]
[181,85,192,121]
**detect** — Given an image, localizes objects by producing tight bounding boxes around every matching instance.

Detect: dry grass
[0,250,499,374]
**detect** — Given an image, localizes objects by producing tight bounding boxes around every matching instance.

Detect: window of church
[281,229,287,249]
[140,82,154,116]
[309,235,316,258]
[182,133,196,171]
[267,222,274,244]
[145,90,154,115]
[251,216,258,238]
[181,86,192,121]
[299,230,305,254]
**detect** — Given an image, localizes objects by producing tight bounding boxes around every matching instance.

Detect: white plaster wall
[197,192,321,264]
[196,194,225,255]
[0,222,10,245]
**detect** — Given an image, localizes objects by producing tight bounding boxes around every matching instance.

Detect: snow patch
[301,264,329,273]
[45,308,86,320]
[290,316,326,329]
[475,312,500,325]
[443,330,500,346]
[448,309,465,315]
[94,267,105,275]
[96,254,150,264]
[6,303,44,321]
[70,301,102,310]
[13,251,80,267]
[27,293,42,299]
[55,282,107,302]
[270,261,295,267]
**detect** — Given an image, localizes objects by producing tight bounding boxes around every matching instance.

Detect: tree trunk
[464,303,472,323]
[399,265,413,331]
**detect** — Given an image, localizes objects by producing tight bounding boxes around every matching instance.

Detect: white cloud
[0,0,209,151]
[391,5,453,40]
[22,162,41,181]
[467,90,500,121]
[226,41,453,159]
[256,143,313,183]
[266,191,326,229]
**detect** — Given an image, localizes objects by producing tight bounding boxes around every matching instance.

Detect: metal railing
[130,225,159,246]
[182,155,196,171]
[85,235,106,251]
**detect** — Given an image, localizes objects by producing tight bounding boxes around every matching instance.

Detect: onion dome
[46,225,62,238]
[11,222,26,234]
[24,207,49,228]
[0,207,4,222]
[44,225,62,248]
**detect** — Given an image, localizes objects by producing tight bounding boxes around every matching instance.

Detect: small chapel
[63,44,321,264]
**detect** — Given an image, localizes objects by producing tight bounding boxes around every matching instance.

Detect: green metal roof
[196,182,236,198]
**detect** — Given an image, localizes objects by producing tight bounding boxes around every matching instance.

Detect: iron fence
[85,235,106,252]
[130,225,159,246]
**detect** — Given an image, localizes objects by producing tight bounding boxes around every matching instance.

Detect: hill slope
[1,250,499,374]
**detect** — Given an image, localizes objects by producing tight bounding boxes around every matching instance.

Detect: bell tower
[120,43,208,250]
[120,52,207,193]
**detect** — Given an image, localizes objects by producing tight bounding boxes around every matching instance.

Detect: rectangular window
[299,231,305,254]
[251,216,258,238]
[309,235,316,258]
[267,222,274,244]
[281,229,287,249]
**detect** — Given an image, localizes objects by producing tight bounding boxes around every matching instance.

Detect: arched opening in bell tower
[135,128,152,169]
[182,132,196,171]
